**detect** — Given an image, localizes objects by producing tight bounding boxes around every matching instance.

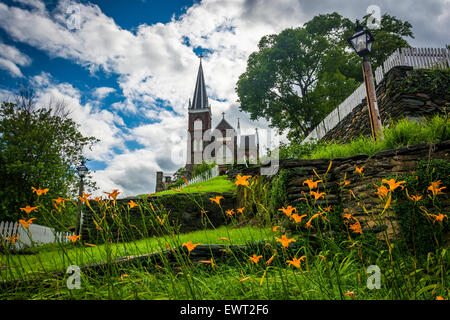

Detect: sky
[0,0,448,197]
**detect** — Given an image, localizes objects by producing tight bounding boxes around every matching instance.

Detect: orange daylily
[121,274,129,281]
[272,226,280,232]
[291,213,307,224]
[427,180,446,197]
[209,195,224,205]
[266,255,275,266]
[20,205,39,215]
[344,291,356,297]
[278,206,296,217]
[18,218,36,230]
[67,234,81,243]
[5,235,19,245]
[128,200,138,209]
[235,174,252,187]
[382,178,406,192]
[305,212,328,229]
[349,220,363,234]
[78,192,92,205]
[323,205,332,212]
[31,186,49,196]
[286,256,306,269]
[303,179,323,190]
[236,207,245,214]
[249,254,263,264]
[156,215,165,226]
[183,241,200,253]
[355,166,364,175]
[85,243,97,247]
[104,189,120,201]
[217,237,228,241]
[374,184,389,199]
[317,254,326,262]
[226,209,235,217]
[276,235,296,248]
[427,213,448,224]
[405,188,422,203]
[310,191,326,201]
[198,258,215,268]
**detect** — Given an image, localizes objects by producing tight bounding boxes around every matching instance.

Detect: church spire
[191,56,209,110]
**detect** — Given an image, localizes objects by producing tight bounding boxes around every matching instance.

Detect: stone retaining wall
[232,140,450,240]
[321,66,450,143]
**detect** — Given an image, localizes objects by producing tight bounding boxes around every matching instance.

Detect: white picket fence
[176,165,220,190]
[302,47,450,143]
[0,221,71,251]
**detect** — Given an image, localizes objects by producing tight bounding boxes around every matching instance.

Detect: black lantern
[347,20,375,58]
[76,158,88,179]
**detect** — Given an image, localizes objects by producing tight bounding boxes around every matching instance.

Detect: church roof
[215,116,235,132]
[191,60,209,110]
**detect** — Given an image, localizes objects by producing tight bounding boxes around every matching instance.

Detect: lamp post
[348,20,383,141]
[76,157,88,236]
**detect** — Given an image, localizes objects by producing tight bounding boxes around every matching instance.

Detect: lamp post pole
[348,20,383,142]
[75,158,88,236]
[362,57,383,141]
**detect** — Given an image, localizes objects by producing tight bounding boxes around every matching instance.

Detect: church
[155,58,260,192]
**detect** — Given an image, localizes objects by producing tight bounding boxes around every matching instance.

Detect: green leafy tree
[236,12,414,141]
[0,92,98,226]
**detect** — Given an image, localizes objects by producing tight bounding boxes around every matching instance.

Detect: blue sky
[0,0,448,197]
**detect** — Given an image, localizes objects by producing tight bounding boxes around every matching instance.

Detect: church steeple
[191,57,209,110]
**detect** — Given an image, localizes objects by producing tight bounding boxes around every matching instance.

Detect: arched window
[194,119,202,131]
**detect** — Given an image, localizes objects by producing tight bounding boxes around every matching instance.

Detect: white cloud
[92,86,115,99]
[0,41,31,77]
[1,0,448,196]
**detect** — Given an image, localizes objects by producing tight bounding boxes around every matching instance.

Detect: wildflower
[323,205,332,212]
[305,212,330,229]
[6,235,19,245]
[291,213,307,224]
[382,178,406,192]
[20,205,39,215]
[436,296,445,300]
[347,241,359,249]
[343,180,351,186]
[121,274,129,281]
[85,243,96,247]
[303,179,323,190]
[182,176,189,185]
[276,235,296,248]
[235,174,252,187]
[266,255,275,266]
[344,291,355,297]
[31,186,49,196]
[343,213,353,221]
[355,166,364,176]
[427,180,446,197]
[286,256,305,269]
[217,237,228,241]
[209,195,224,205]
[249,254,263,264]
[310,191,326,201]
[183,241,200,253]
[78,192,92,205]
[226,209,235,217]
[278,206,296,217]
[53,197,69,210]
[18,218,36,230]
[427,213,448,224]
[104,189,120,201]
[236,207,245,214]
[405,188,422,203]
[374,184,389,199]
[272,226,280,232]
[67,234,81,243]
[128,200,138,209]
[156,215,165,226]
[349,221,362,234]
[317,254,326,262]
[198,258,215,268]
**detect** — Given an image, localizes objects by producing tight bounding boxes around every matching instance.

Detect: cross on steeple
[222,112,225,119]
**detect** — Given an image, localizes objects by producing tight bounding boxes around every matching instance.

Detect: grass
[0,225,270,279]
[151,175,236,196]
[280,114,450,160]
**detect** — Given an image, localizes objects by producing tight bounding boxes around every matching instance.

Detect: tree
[0,90,98,227]
[236,12,414,141]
